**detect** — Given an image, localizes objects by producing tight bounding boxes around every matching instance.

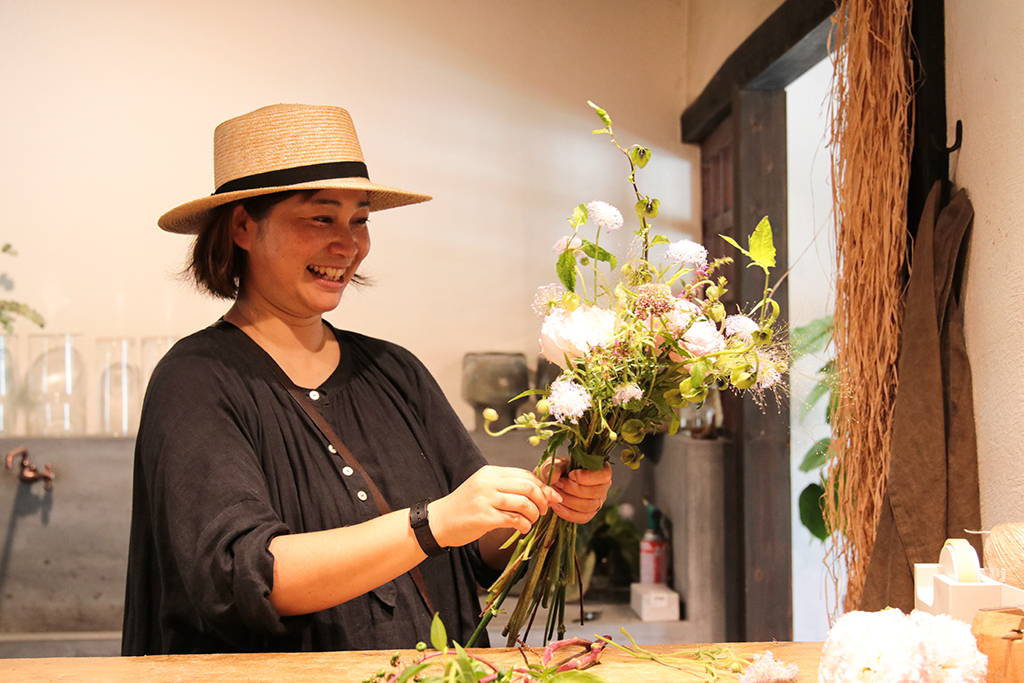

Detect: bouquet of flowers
[467,103,787,647]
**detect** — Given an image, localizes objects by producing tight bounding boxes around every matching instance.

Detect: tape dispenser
[915,538,1024,623]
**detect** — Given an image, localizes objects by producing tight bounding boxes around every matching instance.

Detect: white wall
[0,0,697,433]
[786,56,836,641]
[946,0,1024,527]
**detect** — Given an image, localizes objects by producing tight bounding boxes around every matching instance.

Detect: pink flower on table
[539,305,617,370]
[547,377,592,424]
[665,239,708,267]
[553,235,583,254]
[586,200,623,231]
[738,651,798,683]
[725,314,759,341]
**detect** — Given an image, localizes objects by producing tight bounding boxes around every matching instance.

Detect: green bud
[390,653,401,667]
[731,369,756,390]
[621,418,645,444]
[709,302,726,322]
[706,285,720,300]
[580,256,590,266]
[620,447,644,470]
[416,642,428,652]
[753,328,772,345]
[608,430,618,442]
[629,145,651,169]
[588,100,612,126]
[482,408,499,423]
[529,435,541,447]
[536,399,549,415]
[731,662,742,673]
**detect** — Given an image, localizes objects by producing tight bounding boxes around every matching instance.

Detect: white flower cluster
[725,314,760,341]
[547,377,592,424]
[587,200,623,231]
[819,610,987,683]
[739,650,798,683]
[666,239,708,267]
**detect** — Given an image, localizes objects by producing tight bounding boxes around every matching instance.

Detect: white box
[630,582,681,622]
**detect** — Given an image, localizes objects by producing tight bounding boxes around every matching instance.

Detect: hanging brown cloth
[860,181,980,612]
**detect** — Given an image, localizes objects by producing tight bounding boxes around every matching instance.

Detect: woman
[122,104,612,655]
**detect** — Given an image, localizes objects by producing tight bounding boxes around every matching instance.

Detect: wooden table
[0,641,824,682]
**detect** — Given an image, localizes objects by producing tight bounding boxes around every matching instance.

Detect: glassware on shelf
[140,335,177,394]
[98,337,141,437]
[27,334,86,436]
[0,336,17,435]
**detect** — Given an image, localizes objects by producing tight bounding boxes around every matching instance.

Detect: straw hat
[158,104,432,234]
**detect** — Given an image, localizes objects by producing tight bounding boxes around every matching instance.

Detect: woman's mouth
[308,265,345,282]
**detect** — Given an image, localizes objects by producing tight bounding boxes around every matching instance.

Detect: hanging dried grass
[824,0,914,615]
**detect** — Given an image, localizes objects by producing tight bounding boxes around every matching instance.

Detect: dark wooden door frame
[682,0,836,642]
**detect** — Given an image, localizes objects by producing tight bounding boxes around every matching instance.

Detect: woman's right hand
[427,466,562,549]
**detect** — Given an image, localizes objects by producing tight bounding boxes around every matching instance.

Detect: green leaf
[791,315,834,358]
[799,438,831,472]
[570,443,607,471]
[799,483,828,540]
[580,240,617,270]
[549,670,614,683]
[747,216,776,269]
[556,249,577,292]
[587,100,612,127]
[429,612,448,652]
[394,663,430,683]
[800,379,833,419]
[629,145,651,169]
[572,203,589,227]
[649,234,670,247]
[719,234,749,258]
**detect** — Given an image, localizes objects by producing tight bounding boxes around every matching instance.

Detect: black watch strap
[410,499,447,557]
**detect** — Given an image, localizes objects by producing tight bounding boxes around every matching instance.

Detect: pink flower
[666,239,708,267]
[587,201,623,231]
[739,651,798,683]
[553,235,583,253]
[612,383,643,406]
[547,377,592,424]
[725,314,759,341]
[539,305,617,370]
[681,320,726,358]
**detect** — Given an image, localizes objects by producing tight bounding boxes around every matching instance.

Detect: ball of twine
[984,523,1024,590]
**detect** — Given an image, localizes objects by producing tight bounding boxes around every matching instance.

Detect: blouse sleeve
[380,341,503,587]
[136,347,302,646]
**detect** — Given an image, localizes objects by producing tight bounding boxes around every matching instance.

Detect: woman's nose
[328,224,360,255]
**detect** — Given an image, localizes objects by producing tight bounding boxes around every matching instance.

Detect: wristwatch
[410,499,448,557]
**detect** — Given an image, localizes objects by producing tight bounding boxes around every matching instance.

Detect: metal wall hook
[5,447,55,490]
[946,120,963,154]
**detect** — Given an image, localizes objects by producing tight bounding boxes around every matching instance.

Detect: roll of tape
[940,538,980,583]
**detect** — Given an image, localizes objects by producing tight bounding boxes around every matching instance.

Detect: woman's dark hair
[186,191,307,299]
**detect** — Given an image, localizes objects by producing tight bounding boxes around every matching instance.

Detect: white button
[308,390,320,400]
[342,466,353,476]
[357,491,368,501]
[328,445,337,454]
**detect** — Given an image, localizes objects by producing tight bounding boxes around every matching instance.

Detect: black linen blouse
[122,321,497,654]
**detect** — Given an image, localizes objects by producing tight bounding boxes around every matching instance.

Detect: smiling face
[231,188,371,321]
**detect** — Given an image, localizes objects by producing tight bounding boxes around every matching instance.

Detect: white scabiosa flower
[553,235,583,253]
[666,239,709,267]
[738,651,798,683]
[539,305,617,370]
[586,200,624,231]
[532,284,567,318]
[547,377,592,424]
[612,383,644,406]
[726,314,760,341]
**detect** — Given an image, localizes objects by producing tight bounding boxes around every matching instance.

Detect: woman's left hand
[537,458,613,524]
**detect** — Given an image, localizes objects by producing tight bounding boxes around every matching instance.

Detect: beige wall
[0,0,697,432]
[946,0,1024,526]
[686,0,787,104]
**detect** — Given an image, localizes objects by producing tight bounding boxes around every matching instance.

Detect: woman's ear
[230,204,256,250]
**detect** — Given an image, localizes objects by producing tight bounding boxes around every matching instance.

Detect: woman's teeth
[309,265,344,282]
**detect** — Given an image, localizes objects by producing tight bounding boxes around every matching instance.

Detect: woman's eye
[314,216,334,224]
